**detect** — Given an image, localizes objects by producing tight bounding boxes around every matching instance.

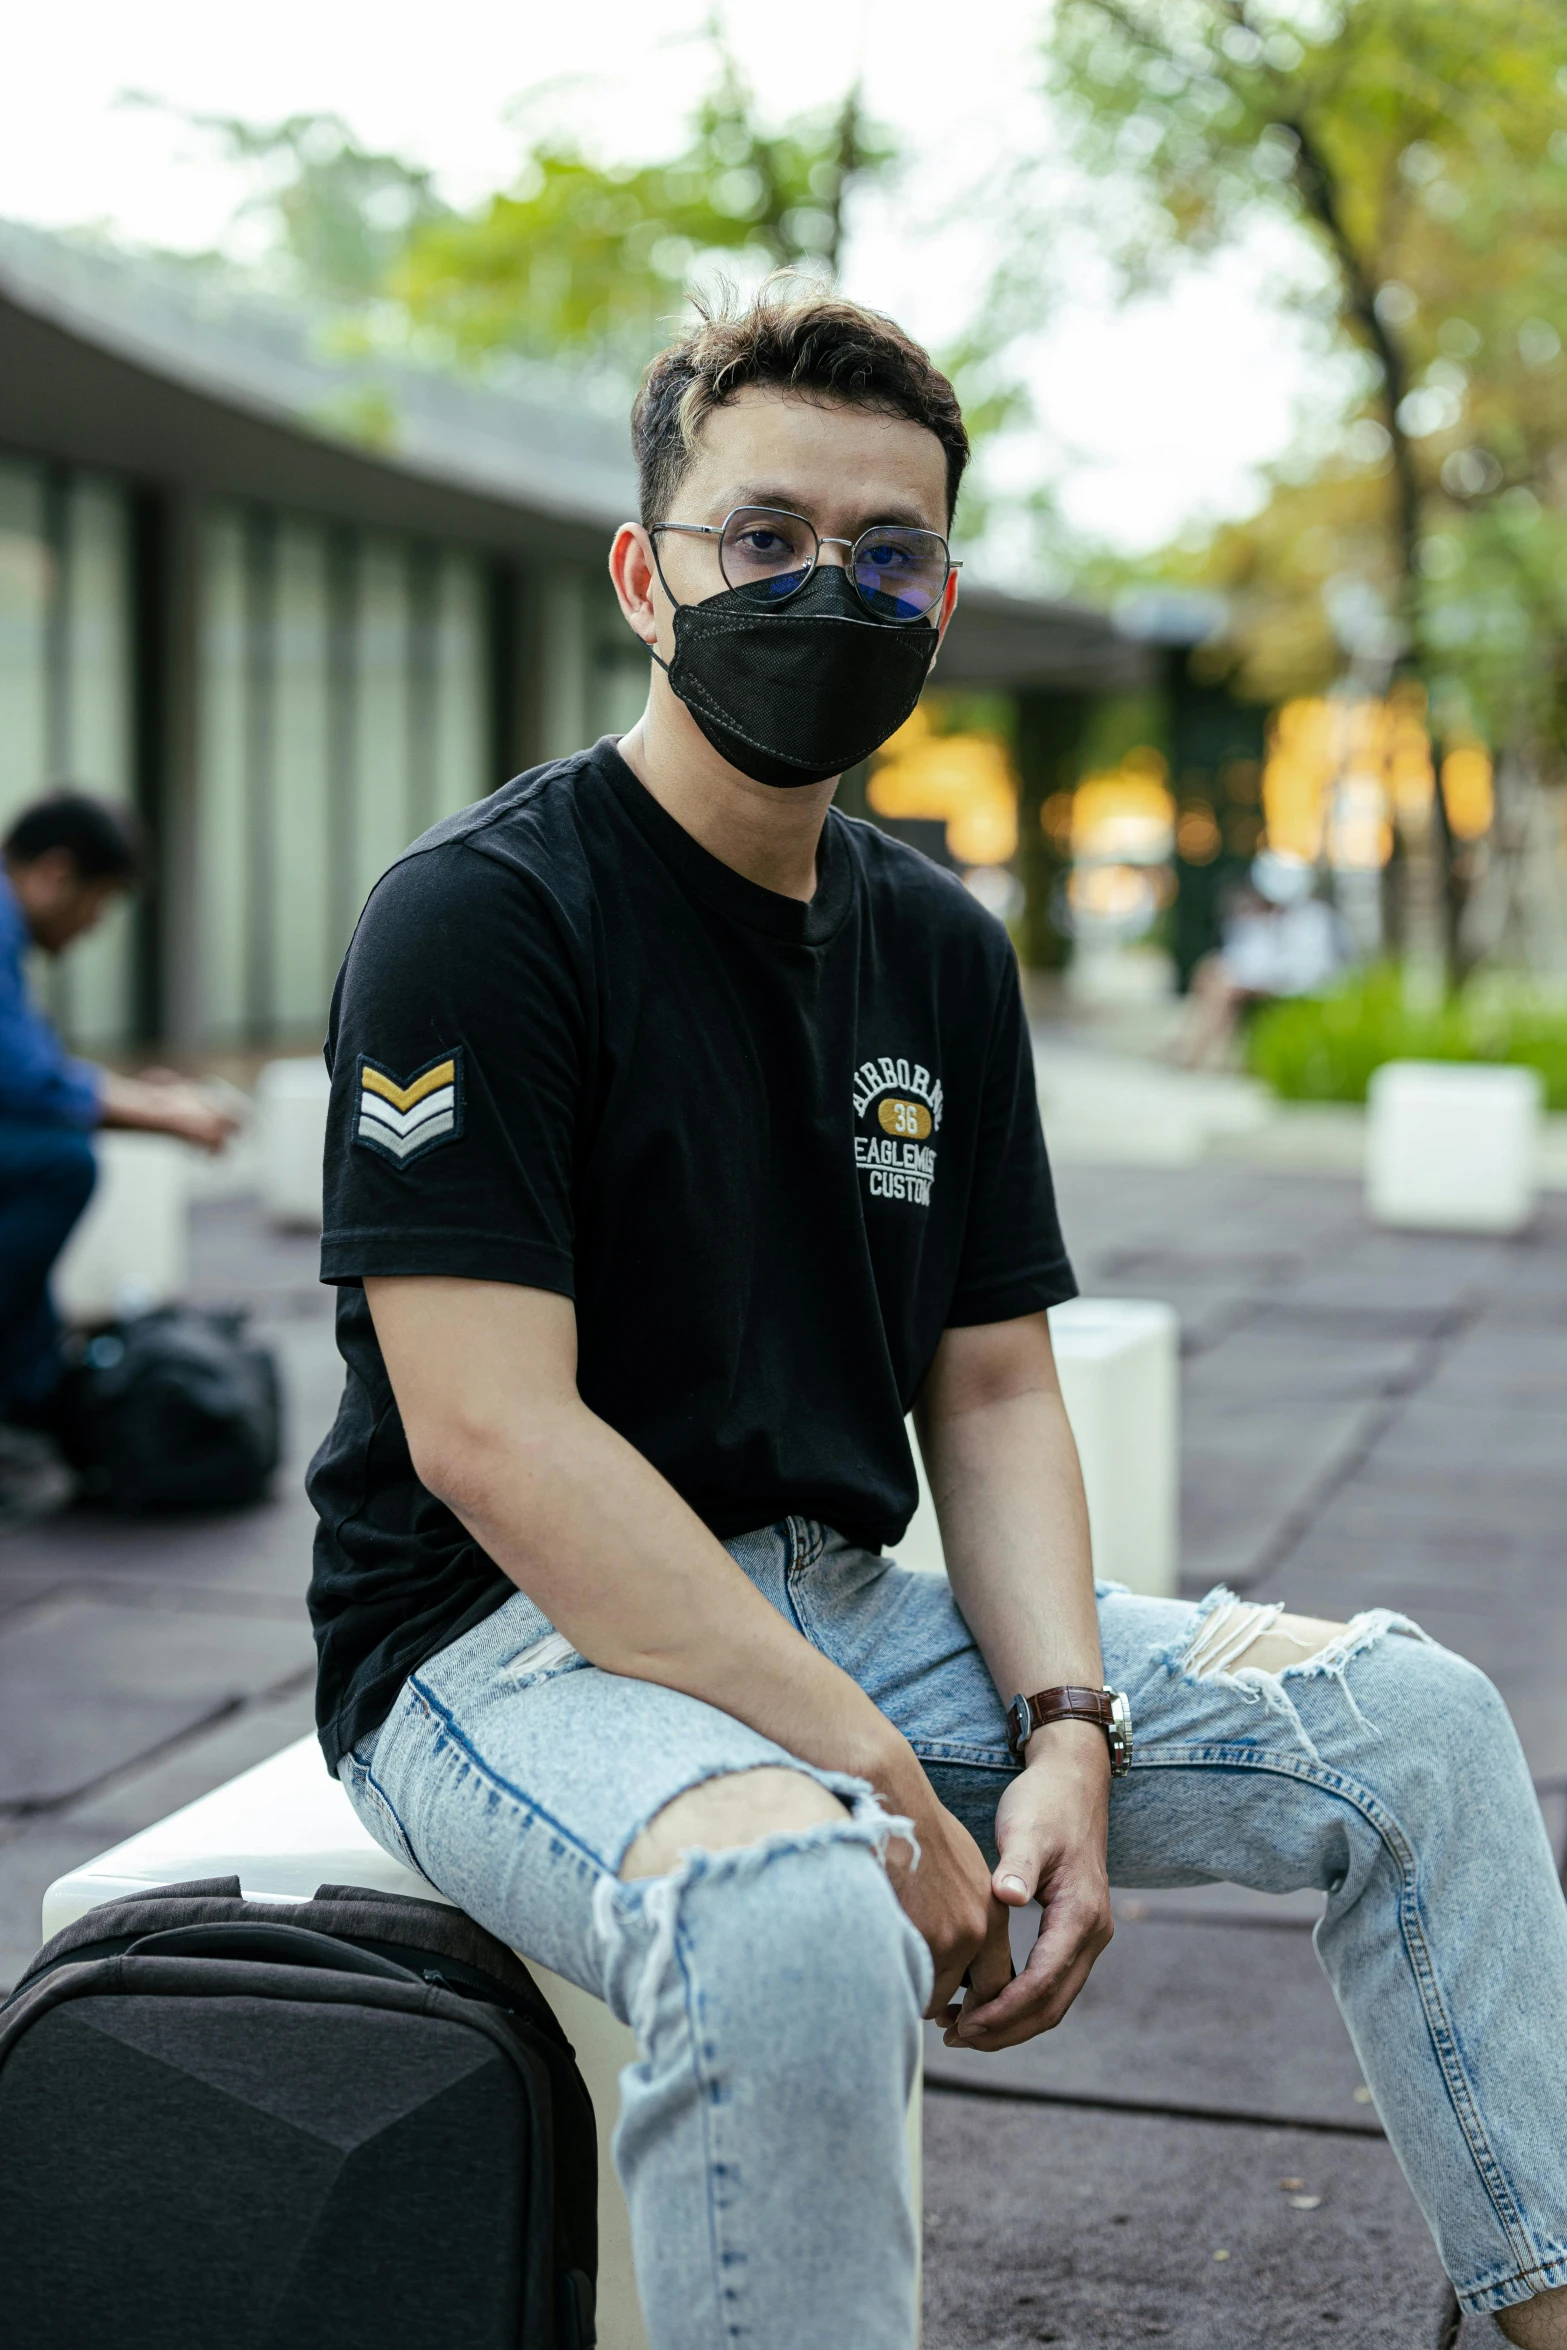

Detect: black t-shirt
[306,739,1076,1770]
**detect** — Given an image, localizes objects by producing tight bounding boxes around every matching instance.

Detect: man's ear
[609,523,661,651]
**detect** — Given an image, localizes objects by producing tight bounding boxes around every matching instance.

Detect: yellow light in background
[1175,801,1222,863]
[1327,774,1394,871]
[1071,747,1174,864]
[1068,864,1160,921]
[1261,689,1481,870]
[1262,699,1333,860]
[869,707,1018,866]
[1040,792,1075,850]
[1442,744,1494,840]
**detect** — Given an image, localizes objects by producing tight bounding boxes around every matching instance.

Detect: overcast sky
[0,0,1335,554]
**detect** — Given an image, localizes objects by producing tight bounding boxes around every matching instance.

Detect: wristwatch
[1005,1685,1133,1776]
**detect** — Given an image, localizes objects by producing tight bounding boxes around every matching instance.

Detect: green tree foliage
[151,105,451,304]
[396,66,895,369]
[1039,1,1567,737]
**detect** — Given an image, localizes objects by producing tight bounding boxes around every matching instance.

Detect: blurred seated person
[0,791,235,1501]
[1181,849,1344,1070]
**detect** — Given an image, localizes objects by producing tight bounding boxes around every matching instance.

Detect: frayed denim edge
[1159,1586,1432,1765]
[591,1793,916,2049]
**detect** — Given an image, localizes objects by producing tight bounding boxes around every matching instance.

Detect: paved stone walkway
[0,1167,1562,2347]
[927,1162,1567,2348]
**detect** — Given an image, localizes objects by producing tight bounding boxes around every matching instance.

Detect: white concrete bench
[1367,1059,1543,1235]
[55,1132,192,1323]
[44,1736,922,2350]
[897,1296,1180,1598]
[256,1058,331,1231]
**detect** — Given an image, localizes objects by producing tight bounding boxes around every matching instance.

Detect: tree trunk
[1459,745,1567,977]
[1015,690,1089,972]
[1398,793,1448,1012]
[1287,117,1446,997]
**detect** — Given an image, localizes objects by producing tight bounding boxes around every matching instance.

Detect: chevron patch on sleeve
[353,1049,465,1167]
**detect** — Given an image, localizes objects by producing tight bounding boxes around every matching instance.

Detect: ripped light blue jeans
[340,1521,1567,2343]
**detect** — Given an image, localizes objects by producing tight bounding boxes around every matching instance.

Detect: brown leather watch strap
[1018,1686,1116,1740]
[1006,1683,1133,1772]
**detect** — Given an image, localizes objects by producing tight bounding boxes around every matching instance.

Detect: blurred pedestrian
[1180,848,1344,1068]
[0,790,235,1516]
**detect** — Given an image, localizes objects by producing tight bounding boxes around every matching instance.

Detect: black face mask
[651,561,941,789]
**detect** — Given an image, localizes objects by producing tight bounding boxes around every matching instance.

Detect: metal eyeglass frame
[649,503,959,623]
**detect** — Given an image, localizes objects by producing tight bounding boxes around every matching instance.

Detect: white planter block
[898,1296,1180,1599]
[54,1132,192,1323]
[44,1736,922,2350]
[1366,1060,1542,1234]
[256,1057,331,1230]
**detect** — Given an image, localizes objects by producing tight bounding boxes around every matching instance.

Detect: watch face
[1006,1694,1029,1759]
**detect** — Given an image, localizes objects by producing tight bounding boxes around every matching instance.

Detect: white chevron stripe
[357,1083,455,1139]
[358,1108,454,1160]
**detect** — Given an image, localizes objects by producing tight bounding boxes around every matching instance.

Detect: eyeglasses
[650,504,957,623]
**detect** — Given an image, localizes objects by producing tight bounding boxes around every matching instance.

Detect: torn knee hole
[1183,1598,1353,1682]
[619,1765,849,1881]
[1175,1595,1427,1758]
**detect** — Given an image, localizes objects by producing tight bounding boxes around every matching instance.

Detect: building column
[494,562,592,775]
[539,568,592,760]
[135,487,202,1048]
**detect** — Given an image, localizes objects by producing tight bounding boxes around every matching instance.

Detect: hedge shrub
[1247,967,1567,1109]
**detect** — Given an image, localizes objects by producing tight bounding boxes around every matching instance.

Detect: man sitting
[0,791,233,1510]
[308,287,1567,2348]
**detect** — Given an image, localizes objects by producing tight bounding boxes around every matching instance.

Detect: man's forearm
[367,1279,919,1808]
[917,1373,1103,1713]
[437,1395,908,1781]
[98,1071,169,1129]
[99,1070,235,1150]
[917,1314,1116,2047]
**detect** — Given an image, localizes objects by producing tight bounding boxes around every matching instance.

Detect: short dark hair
[3,790,140,884]
[632,279,970,529]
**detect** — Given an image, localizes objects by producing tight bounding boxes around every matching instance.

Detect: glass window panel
[240,513,279,1036]
[324,528,360,978]
[63,477,131,792]
[406,543,440,841]
[351,536,412,910]
[54,476,135,1051]
[0,462,64,1051]
[196,506,250,1043]
[591,641,653,741]
[434,551,487,815]
[0,459,49,824]
[270,519,333,1035]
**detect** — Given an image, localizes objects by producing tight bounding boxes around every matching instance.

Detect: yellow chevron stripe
[361,1059,455,1114]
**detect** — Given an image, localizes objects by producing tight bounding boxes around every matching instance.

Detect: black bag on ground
[57,1307,282,1510]
[0,1877,598,2350]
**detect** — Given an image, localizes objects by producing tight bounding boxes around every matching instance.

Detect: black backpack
[58,1307,282,1511]
[0,1877,598,2350]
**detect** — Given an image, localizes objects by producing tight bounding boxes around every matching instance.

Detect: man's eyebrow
[721,487,941,532]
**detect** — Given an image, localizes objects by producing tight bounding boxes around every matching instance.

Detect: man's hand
[99,1070,238,1154]
[883,1782,1014,2023]
[943,1721,1113,2051]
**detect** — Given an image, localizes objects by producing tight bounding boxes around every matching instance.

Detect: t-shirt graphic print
[853,1054,943,1207]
